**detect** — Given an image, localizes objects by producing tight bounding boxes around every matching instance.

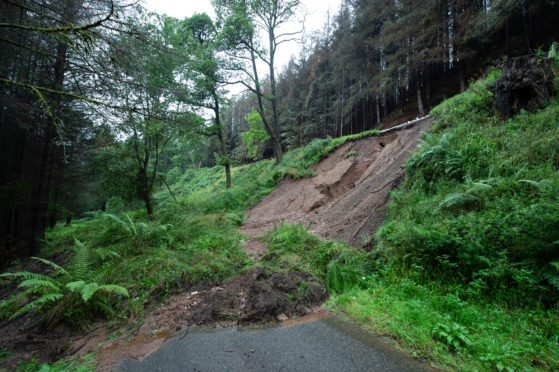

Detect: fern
[408,132,466,182]
[98,284,129,297]
[66,281,129,302]
[11,294,64,318]
[18,279,60,291]
[325,251,362,293]
[1,271,54,283]
[30,256,69,276]
[80,283,100,302]
[549,41,559,62]
[102,213,171,251]
[73,238,91,279]
[0,239,128,324]
[439,192,480,210]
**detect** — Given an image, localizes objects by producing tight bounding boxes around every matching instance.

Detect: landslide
[242,117,433,247]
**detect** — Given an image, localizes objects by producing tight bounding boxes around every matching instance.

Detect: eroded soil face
[242,118,432,247]
[96,268,328,371]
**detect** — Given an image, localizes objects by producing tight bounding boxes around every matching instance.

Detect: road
[116,315,436,372]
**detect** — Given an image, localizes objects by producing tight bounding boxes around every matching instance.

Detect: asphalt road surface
[116,315,436,372]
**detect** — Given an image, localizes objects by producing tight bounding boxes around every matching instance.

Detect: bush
[375,68,559,303]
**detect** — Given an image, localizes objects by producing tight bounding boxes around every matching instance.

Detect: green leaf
[81,283,99,302]
[66,280,86,292]
[98,284,130,298]
[37,364,52,372]
[10,294,63,318]
[30,257,69,276]
[18,279,60,292]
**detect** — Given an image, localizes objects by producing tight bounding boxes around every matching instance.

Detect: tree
[99,14,197,219]
[214,0,302,163]
[0,0,120,267]
[175,13,234,188]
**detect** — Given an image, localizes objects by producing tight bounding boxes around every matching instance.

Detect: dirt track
[242,116,432,250]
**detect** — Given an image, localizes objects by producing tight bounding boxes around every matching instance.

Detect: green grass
[261,224,370,293]
[330,276,558,371]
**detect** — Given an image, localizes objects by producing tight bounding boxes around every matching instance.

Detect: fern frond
[104,213,131,235]
[30,257,69,276]
[98,284,129,298]
[125,214,136,235]
[0,271,53,282]
[95,248,121,261]
[439,192,480,210]
[81,283,99,302]
[73,238,91,279]
[10,294,63,318]
[66,280,86,292]
[18,279,60,292]
[91,263,115,284]
[518,179,543,188]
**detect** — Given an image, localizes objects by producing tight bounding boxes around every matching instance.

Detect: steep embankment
[242,116,432,249]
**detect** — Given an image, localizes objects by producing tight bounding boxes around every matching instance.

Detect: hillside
[243,117,431,248]
[1,60,558,370]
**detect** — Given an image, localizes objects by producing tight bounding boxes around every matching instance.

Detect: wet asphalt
[116,316,436,372]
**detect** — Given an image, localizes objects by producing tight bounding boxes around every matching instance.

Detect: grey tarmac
[116,315,436,372]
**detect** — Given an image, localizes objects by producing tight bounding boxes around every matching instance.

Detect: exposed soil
[140,268,328,331]
[242,116,432,247]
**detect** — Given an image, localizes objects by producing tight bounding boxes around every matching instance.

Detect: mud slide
[242,116,432,253]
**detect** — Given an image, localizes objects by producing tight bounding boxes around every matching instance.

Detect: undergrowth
[345,62,559,370]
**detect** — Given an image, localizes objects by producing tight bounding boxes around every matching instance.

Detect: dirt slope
[242,116,432,248]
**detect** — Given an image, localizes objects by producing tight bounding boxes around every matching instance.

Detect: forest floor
[241,116,432,255]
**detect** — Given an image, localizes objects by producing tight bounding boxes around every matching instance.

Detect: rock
[490,55,555,118]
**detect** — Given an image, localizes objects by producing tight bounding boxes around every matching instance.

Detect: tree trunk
[376,97,381,126]
[268,30,282,163]
[249,40,277,162]
[143,191,154,220]
[139,165,154,220]
[416,83,425,116]
[27,23,69,256]
[214,96,231,189]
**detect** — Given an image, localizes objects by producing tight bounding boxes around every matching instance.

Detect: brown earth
[0,268,328,371]
[242,116,432,252]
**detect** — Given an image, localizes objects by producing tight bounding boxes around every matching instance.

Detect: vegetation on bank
[332,61,559,370]
[2,60,559,371]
